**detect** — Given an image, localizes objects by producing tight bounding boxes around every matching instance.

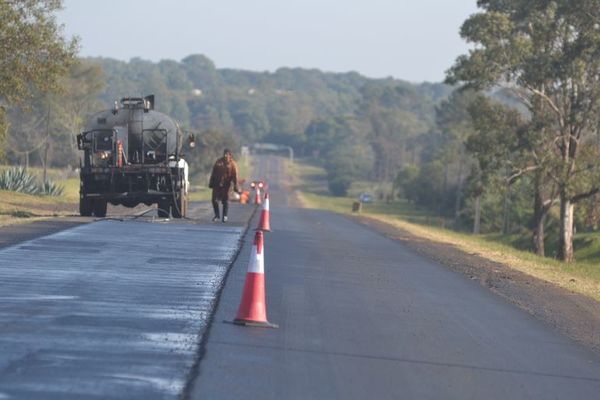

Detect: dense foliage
[447,0,600,262]
[5,53,451,187]
[4,0,600,263]
[0,0,78,161]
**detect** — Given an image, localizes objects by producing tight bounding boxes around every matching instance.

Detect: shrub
[0,167,64,196]
[327,176,352,196]
[0,167,39,194]
[39,180,65,196]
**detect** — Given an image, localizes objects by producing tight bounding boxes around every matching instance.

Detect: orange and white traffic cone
[232,230,278,328]
[256,192,271,232]
[254,187,262,205]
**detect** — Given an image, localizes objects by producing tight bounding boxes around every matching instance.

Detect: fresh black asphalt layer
[0,219,245,399]
[188,156,600,400]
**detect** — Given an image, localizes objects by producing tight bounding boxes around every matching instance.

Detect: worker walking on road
[209,148,240,223]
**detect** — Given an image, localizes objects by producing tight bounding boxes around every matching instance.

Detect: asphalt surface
[188,156,600,399]
[0,219,87,250]
[0,203,255,399]
[1,155,600,399]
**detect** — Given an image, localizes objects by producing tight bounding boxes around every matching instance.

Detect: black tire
[157,199,170,218]
[79,197,93,217]
[93,199,107,217]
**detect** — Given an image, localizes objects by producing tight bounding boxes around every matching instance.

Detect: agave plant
[39,180,65,197]
[0,167,39,195]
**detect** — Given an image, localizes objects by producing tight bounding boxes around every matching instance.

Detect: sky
[57,0,478,83]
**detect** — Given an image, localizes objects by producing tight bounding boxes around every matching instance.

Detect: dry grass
[0,190,77,227]
[0,166,79,227]
[290,159,600,302]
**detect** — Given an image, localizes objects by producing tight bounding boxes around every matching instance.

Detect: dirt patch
[353,215,600,355]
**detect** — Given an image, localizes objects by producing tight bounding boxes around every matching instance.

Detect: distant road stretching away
[189,155,600,399]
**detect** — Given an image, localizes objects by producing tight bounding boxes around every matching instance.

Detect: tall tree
[0,0,78,160]
[466,96,525,235]
[305,115,373,196]
[359,82,432,182]
[435,89,479,224]
[447,0,600,262]
[52,60,105,165]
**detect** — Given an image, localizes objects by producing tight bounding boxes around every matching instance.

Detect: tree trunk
[473,194,481,234]
[532,172,546,257]
[43,107,50,184]
[558,190,575,262]
[453,150,465,227]
[502,186,510,235]
[443,159,448,197]
[533,214,546,257]
[42,141,49,184]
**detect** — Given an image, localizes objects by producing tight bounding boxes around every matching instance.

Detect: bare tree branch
[571,188,600,203]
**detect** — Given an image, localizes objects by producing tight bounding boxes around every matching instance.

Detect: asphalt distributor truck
[77,96,191,218]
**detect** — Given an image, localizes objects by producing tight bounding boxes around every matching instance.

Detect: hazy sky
[57,0,478,83]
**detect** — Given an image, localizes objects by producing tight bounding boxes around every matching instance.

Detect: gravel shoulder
[353,215,600,355]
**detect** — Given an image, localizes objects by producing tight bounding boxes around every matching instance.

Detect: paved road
[189,156,600,399]
[0,203,255,399]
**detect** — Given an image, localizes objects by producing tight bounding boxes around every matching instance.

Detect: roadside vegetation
[0,166,79,227]
[2,1,600,268]
[290,159,600,302]
[0,167,65,196]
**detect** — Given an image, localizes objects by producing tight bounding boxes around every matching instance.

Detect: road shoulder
[352,215,600,355]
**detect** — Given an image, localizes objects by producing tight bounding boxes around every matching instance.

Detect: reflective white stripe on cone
[255,187,262,205]
[231,230,277,328]
[256,192,271,232]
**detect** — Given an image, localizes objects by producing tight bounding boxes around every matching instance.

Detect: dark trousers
[212,198,229,218]
[211,188,229,218]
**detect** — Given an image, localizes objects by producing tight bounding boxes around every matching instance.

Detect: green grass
[289,158,600,301]
[188,187,211,202]
[0,166,79,201]
[572,233,600,274]
[0,165,79,227]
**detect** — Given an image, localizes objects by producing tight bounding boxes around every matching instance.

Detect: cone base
[224,319,279,329]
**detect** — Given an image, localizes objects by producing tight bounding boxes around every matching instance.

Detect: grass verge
[0,166,79,227]
[289,159,600,302]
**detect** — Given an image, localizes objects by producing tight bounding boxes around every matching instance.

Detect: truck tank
[77,96,191,218]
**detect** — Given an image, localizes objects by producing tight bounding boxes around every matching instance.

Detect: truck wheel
[157,199,170,218]
[93,199,107,217]
[80,197,93,217]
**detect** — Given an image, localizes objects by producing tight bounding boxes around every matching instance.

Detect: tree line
[2,0,599,263]
[1,6,451,192]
